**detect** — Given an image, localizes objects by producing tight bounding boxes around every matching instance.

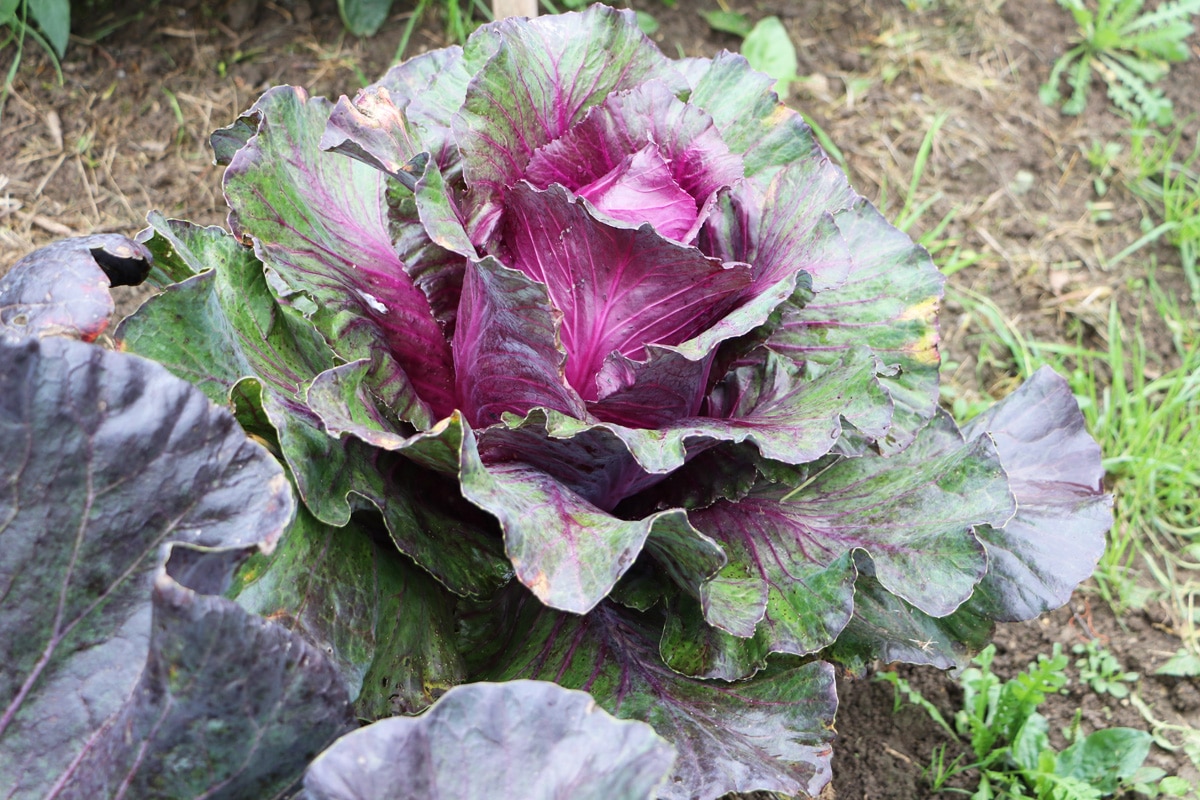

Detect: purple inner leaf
[502,182,750,399]
[453,5,687,244]
[577,145,698,241]
[453,257,587,427]
[523,80,743,245]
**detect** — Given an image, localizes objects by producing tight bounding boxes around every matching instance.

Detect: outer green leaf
[660,594,774,680]
[301,681,676,800]
[322,88,428,189]
[342,44,471,176]
[691,409,1012,658]
[112,220,506,598]
[223,85,455,427]
[57,548,355,798]
[210,114,257,170]
[684,51,821,183]
[822,574,994,673]
[117,216,336,406]
[453,4,687,244]
[699,347,891,464]
[245,382,513,599]
[0,234,150,342]
[0,336,297,796]
[750,157,855,292]
[463,592,837,800]
[768,201,945,452]
[305,361,463,474]
[786,410,1011,612]
[305,362,718,611]
[322,79,476,262]
[460,427,708,614]
[229,507,466,719]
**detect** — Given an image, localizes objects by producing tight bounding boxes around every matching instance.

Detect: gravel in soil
[3,1,1198,797]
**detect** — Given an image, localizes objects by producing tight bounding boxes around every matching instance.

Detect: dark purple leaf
[697,181,759,265]
[587,344,714,426]
[56,548,354,799]
[301,681,675,800]
[476,409,665,506]
[462,592,837,800]
[962,366,1111,620]
[0,335,299,795]
[0,234,150,341]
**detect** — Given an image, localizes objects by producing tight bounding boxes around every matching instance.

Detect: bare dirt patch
[2,0,1197,797]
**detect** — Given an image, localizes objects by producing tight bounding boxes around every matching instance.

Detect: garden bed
[2,0,1197,797]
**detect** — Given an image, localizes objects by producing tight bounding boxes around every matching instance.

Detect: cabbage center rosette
[219,5,943,620]
[127,5,1118,798]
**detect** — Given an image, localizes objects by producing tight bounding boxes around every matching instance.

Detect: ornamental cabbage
[1,6,1111,799]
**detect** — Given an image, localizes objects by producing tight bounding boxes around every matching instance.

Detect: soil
[2,0,1198,798]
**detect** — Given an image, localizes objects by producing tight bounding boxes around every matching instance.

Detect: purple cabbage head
[72,5,1112,798]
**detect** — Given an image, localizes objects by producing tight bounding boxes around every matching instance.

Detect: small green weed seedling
[1086,140,1124,196]
[1124,122,1200,297]
[878,644,1178,798]
[1040,0,1200,125]
[1073,640,1140,699]
[1,0,68,119]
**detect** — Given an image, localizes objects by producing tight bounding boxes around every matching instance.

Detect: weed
[1039,0,1200,125]
[1124,122,1200,297]
[697,6,799,99]
[879,645,1177,798]
[0,0,67,120]
[1073,640,1140,699]
[1086,140,1124,196]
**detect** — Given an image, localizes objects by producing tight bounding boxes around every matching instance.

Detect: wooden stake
[493,0,538,19]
